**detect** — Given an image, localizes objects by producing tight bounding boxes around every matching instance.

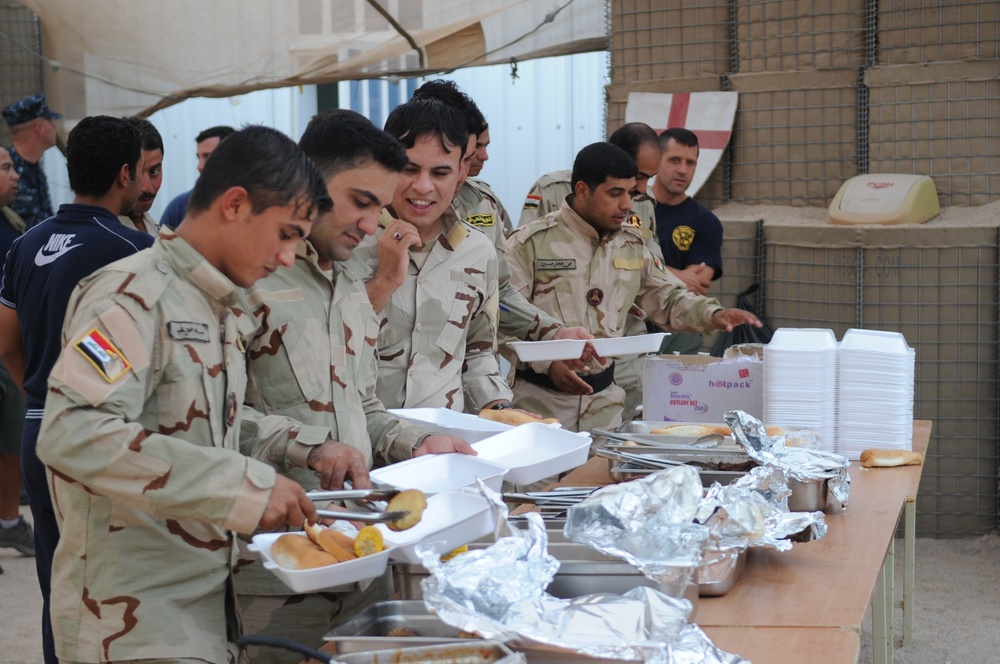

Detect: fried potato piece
[386,489,428,532]
[353,525,385,557]
[440,544,469,562]
[304,521,358,562]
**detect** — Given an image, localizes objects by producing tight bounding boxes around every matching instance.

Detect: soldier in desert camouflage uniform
[235,110,474,664]
[517,124,666,421]
[355,98,514,413]
[413,79,590,346]
[35,126,370,664]
[506,142,760,432]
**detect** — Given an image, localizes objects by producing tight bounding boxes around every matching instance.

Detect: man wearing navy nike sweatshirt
[0,115,153,664]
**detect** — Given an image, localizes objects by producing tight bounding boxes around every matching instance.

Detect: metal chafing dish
[394,535,699,617]
[325,601,633,663]
[698,548,748,597]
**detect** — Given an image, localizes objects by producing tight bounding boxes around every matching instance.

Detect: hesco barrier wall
[0,2,43,146]
[608,0,1000,208]
[716,214,999,537]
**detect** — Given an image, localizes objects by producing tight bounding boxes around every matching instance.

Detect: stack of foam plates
[836,328,914,460]
[763,328,838,452]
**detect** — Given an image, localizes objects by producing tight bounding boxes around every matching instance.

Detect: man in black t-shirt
[651,127,724,354]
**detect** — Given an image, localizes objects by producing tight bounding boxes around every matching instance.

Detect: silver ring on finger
[393,232,403,241]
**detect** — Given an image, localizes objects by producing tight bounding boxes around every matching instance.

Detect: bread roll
[386,489,428,532]
[478,408,559,426]
[304,522,358,561]
[650,424,729,437]
[860,449,924,468]
[271,533,339,570]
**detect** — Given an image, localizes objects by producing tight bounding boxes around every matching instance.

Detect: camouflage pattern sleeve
[517,169,572,228]
[637,246,723,333]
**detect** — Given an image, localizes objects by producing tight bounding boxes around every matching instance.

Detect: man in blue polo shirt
[0,115,152,664]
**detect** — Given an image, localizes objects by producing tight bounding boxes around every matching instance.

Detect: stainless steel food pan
[333,639,521,663]
[609,462,748,487]
[787,477,829,512]
[697,548,747,597]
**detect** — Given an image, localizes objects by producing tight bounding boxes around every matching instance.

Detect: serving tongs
[502,486,598,506]
[595,448,687,470]
[306,489,408,524]
[592,428,724,450]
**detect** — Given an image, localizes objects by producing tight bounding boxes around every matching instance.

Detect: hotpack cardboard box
[642,354,763,423]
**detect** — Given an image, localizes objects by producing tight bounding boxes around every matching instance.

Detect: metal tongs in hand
[306,489,408,523]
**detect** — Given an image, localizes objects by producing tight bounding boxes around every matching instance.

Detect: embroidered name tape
[74,328,130,382]
[614,257,643,270]
[167,321,211,342]
[535,258,576,270]
[466,213,495,227]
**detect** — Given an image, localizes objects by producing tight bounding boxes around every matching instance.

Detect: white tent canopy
[22,0,606,121]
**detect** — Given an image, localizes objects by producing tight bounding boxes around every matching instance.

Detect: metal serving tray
[394,538,699,618]
[609,461,751,487]
[787,477,829,512]
[325,600,473,653]
[698,548,747,597]
[333,640,522,663]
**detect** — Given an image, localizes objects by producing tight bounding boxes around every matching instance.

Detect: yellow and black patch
[74,328,131,383]
[466,213,495,227]
[672,225,696,251]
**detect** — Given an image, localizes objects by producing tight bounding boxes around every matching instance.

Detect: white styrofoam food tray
[471,422,592,484]
[379,490,496,564]
[589,332,669,357]
[248,532,390,593]
[370,453,507,495]
[388,407,512,443]
[507,339,587,362]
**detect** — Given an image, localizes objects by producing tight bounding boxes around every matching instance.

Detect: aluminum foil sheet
[563,465,709,586]
[418,513,745,663]
[724,410,851,506]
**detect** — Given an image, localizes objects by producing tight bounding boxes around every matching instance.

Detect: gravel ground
[2,504,997,663]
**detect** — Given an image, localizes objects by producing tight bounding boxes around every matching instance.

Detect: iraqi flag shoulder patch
[74,328,131,382]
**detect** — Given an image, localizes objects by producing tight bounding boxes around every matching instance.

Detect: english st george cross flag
[625,91,738,197]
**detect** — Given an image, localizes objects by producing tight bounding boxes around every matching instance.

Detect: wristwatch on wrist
[491,402,513,410]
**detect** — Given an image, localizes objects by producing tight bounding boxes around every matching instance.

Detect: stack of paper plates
[837,328,914,459]
[763,328,838,452]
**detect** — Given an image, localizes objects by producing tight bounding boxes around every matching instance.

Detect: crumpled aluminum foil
[418,510,747,663]
[563,465,709,586]
[725,409,851,506]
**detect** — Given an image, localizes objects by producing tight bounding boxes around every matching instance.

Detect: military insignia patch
[467,213,495,227]
[167,321,211,342]
[672,225,696,252]
[74,328,131,382]
[587,288,604,306]
[613,257,643,270]
[523,194,541,210]
[625,213,642,228]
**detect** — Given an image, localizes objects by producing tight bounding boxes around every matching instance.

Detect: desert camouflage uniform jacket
[452,178,565,341]
[353,207,510,412]
[37,231,332,663]
[236,239,433,596]
[505,202,722,430]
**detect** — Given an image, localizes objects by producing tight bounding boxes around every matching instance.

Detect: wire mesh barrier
[0,3,43,146]
[608,0,1000,208]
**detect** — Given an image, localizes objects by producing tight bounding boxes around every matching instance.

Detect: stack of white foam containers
[836,328,915,459]
[763,328,839,452]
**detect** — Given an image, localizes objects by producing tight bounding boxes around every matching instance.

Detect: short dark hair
[659,127,699,151]
[299,109,407,179]
[411,79,487,136]
[571,142,637,193]
[187,124,331,221]
[608,122,660,161]
[383,98,468,160]
[66,115,142,197]
[124,116,164,154]
[195,125,235,144]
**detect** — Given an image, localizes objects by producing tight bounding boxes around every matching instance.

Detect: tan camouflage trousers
[511,379,625,434]
[236,571,391,664]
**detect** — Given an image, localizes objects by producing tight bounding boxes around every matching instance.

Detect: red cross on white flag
[625,91,738,197]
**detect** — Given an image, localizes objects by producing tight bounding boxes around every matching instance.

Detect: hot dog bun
[860,449,924,468]
[304,522,358,561]
[478,408,559,426]
[650,424,730,436]
[271,533,339,570]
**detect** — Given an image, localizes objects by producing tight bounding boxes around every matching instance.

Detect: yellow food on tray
[353,526,385,557]
[305,521,358,562]
[386,489,428,532]
[440,544,469,561]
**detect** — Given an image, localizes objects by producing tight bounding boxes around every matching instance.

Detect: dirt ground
[2,503,997,663]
